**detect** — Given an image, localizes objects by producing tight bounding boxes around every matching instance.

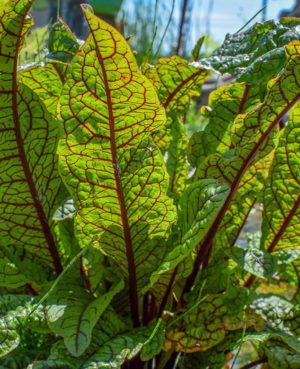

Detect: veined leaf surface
[58,7,176,324]
[145,56,209,113]
[47,278,124,356]
[145,56,209,200]
[143,180,229,294]
[0,0,62,273]
[182,41,300,292]
[188,83,259,168]
[261,103,300,253]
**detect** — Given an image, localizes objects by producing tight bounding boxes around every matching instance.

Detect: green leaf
[0,0,62,274]
[166,116,189,201]
[189,41,300,272]
[81,327,151,369]
[30,309,128,369]
[143,180,229,293]
[165,292,248,353]
[47,18,80,64]
[58,7,176,293]
[144,56,209,114]
[0,295,47,358]
[228,233,277,278]
[1,244,51,288]
[200,18,300,85]
[178,332,241,369]
[188,83,259,168]
[0,249,29,288]
[46,278,124,356]
[260,103,300,253]
[251,295,294,330]
[191,36,205,62]
[262,340,300,369]
[244,331,300,352]
[19,62,64,117]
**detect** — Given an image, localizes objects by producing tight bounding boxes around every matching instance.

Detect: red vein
[89,23,140,327]
[181,95,299,298]
[11,4,62,275]
[267,195,299,253]
[163,68,207,109]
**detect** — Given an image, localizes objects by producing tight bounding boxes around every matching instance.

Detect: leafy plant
[0,1,299,368]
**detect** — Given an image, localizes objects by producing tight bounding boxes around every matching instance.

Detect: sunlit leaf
[0,0,62,274]
[58,7,176,299]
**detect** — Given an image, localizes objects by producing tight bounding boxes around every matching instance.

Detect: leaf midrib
[89,29,140,327]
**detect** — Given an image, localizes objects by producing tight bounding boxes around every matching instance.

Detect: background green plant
[0,1,299,369]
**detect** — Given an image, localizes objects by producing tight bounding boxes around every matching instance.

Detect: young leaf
[47,18,80,64]
[53,197,75,220]
[81,327,151,369]
[145,56,209,113]
[165,291,251,353]
[191,36,205,62]
[228,233,277,279]
[0,295,47,358]
[0,0,62,274]
[46,278,124,356]
[250,295,294,330]
[58,6,176,326]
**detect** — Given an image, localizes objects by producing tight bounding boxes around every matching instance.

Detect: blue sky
[189,0,295,44]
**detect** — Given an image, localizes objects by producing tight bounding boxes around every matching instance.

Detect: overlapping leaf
[144,56,209,114]
[0,245,51,289]
[188,83,259,168]
[200,18,300,85]
[0,0,62,274]
[0,295,47,358]
[189,41,300,269]
[81,327,151,369]
[145,56,209,200]
[31,309,128,369]
[260,103,300,253]
[46,277,124,356]
[165,290,253,353]
[20,62,64,116]
[143,180,228,293]
[48,18,80,63]
[58,6,176,297]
